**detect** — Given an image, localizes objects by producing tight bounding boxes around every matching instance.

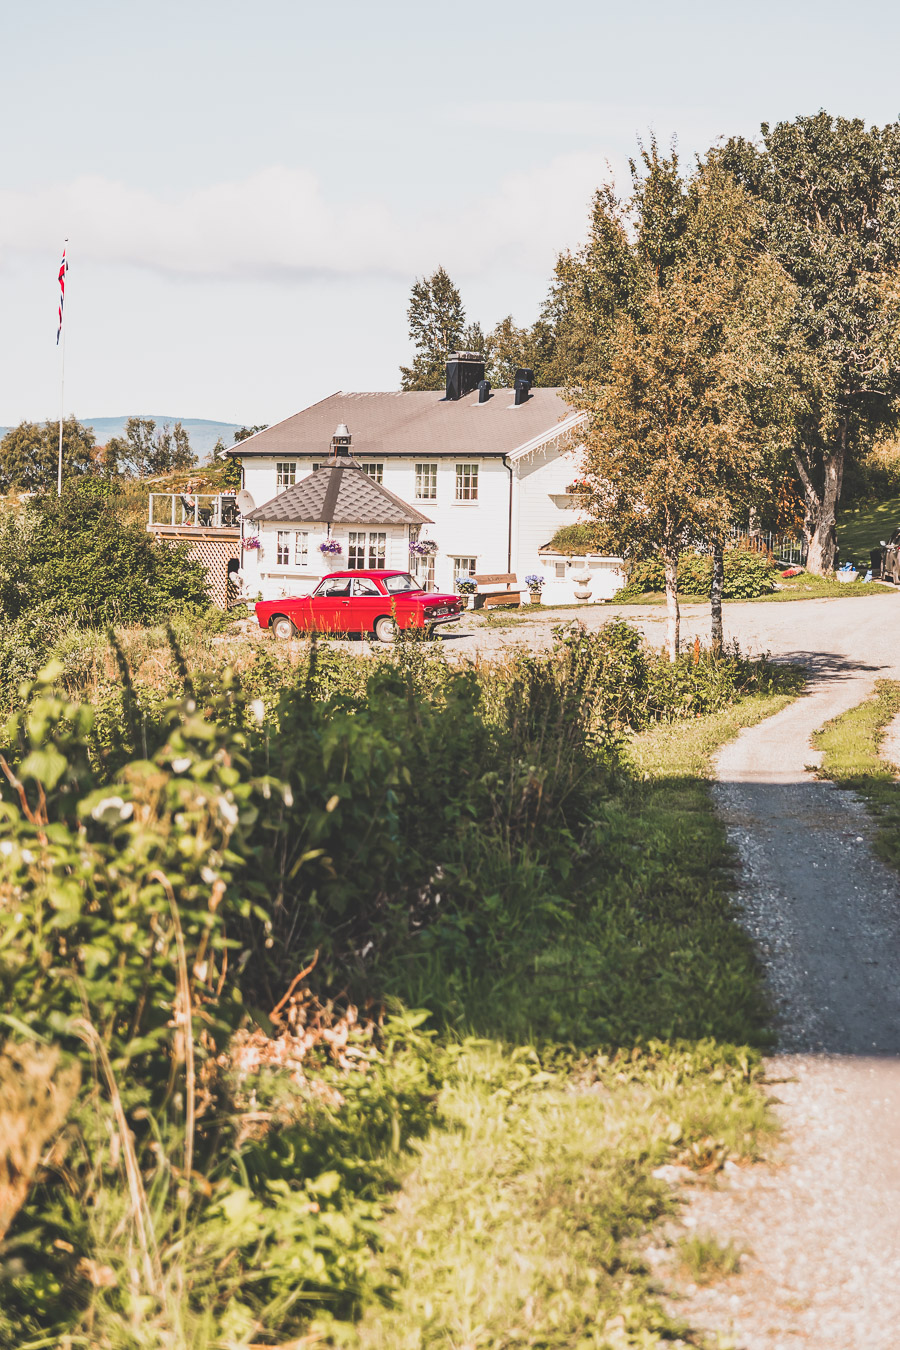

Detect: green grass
[616,574,895,605]
[837,492,900,566]
[320,691,796,1349]
[813,679,900,871]
[677,1234,745,1285]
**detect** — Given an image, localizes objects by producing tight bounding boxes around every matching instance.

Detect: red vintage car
[255,570,463,642]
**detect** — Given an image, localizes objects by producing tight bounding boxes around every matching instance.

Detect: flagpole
[57,239,68,496]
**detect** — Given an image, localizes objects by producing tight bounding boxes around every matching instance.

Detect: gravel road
[619,591,900,1349]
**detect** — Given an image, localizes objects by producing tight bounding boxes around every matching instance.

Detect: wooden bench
[472,572,522,609]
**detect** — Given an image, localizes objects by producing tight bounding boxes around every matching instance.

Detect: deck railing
[148,493,241,529]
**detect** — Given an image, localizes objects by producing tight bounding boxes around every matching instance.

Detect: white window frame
[361,462,384,483]
[276,530,291,566]
[415,462,438,500]
[276,462,296,490]
[411,554,435,589]
[452,556,477,577]
[294,531,308,566]
[347,530,387,570]
[455,463,478,501]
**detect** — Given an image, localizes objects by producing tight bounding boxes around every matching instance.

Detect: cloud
[0,155,618,284]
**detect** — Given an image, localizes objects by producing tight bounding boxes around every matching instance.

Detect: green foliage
[0,483,210,627]
[617,548,776,600]
[545,521,601,554]
[0,416,96,492]
[0,634,800,1346]
[105,416,195,477]
[813,679,900,872]
[721,113,900,569]
[399,266,468,391]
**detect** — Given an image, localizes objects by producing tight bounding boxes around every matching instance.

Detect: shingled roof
[246,462,433,526]
[228,387,577,459]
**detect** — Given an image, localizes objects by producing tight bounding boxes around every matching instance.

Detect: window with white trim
[348,531,387,569]
[415,462,438,500]
[411,554,435,589]
[455,463,478,500]
[452,556,477,577]
[276,462,296,489]
[294,531,308,566]
[361,462,383,483]
[276,531,291,566]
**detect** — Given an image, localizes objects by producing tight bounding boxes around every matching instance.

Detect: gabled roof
[228,387,579,459]
[246,462,433,526]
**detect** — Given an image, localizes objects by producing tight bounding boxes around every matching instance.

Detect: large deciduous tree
[719,113,900,573]
[0,417,96,493]
[570,148,796,657]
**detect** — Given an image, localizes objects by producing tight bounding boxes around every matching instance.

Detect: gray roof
[246,461,433,526]
[228,387,574,459]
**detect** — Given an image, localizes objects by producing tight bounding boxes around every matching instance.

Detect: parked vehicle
[255,570,462,642]
[876,528,900,583]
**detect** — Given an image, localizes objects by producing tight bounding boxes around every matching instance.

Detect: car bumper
[425,612,462,626]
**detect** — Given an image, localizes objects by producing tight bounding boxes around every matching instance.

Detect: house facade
[228,356,625,603]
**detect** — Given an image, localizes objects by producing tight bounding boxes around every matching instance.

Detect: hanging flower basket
[242,536,261,551]
[409,539,438,555]
[319,539,343,556]
[565,479,590,495]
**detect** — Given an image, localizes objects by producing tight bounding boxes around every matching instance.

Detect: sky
[3,0,900,430]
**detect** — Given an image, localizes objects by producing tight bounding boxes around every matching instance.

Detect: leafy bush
[616,547,776,599]
[0,482,210,627]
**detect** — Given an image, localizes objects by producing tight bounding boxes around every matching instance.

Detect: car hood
[416,592,461,606]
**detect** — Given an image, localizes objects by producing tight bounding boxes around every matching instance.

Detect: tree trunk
[794,430,846,575]
[663,551,680,661]
[710,537,724,654]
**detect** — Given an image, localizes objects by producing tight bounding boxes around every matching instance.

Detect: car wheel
[373,615,397,644]
[270,615,296,640]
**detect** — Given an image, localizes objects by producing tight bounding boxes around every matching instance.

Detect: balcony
[147,492,241,533]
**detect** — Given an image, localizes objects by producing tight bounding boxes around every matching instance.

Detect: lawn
[813,679,900,872]
[836,492,900,565]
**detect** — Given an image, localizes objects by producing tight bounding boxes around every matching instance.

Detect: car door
[310,577,352,632]
[351,575,385,632]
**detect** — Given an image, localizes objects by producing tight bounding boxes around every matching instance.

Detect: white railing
[728,525,807,566]
[148,492,241,528]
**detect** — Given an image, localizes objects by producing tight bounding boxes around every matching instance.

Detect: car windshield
[383,573,421,594]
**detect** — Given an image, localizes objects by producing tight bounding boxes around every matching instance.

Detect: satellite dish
[236,489,256,516]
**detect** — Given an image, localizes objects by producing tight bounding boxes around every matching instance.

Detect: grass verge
[616,575,896,605]
[320,690,795,1349]
[836,492,900,564]
[813,679,900,871]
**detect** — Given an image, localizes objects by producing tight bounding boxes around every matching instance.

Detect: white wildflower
[171,757,192,773]
[21,849,34,863]
[249,698,265,724]
[0,841,13,856]
[90,796,133,823]
[217,797,239,828]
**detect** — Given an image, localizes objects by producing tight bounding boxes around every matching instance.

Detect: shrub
[545,522,600,555]
[0,483,210,626]
[615,547,775,600]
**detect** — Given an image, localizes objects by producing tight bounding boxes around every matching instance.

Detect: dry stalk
[69,1017,163,1296]
[150,868,195,1230]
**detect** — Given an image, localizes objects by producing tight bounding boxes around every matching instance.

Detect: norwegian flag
[56,244,68,344]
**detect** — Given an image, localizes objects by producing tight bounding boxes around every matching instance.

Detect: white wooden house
[228,355,625,603]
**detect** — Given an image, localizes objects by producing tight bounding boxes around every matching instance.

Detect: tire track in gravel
[662,614,900,1349]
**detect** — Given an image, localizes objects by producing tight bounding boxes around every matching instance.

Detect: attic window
[276,462,296,489]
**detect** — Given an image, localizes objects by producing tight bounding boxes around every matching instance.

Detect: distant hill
[0,416,246,460]
[82,416,245,459]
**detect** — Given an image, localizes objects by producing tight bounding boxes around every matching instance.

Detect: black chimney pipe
[445,352,485,401]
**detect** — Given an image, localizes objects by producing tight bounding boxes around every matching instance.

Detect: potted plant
[524,573,544,604]
[455,575,476,609]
